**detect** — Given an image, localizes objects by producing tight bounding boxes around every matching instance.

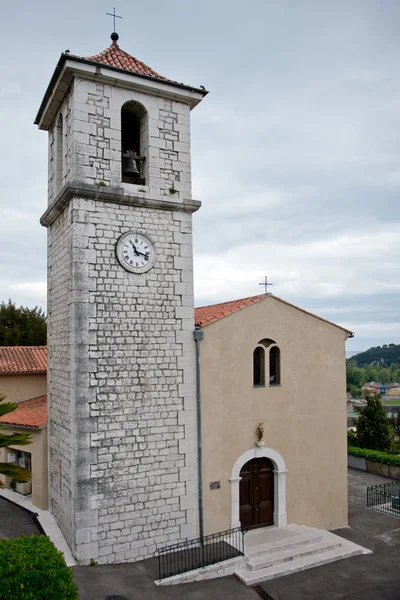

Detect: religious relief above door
[239,457,274,529]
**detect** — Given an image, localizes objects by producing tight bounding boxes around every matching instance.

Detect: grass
[383,399,400,406]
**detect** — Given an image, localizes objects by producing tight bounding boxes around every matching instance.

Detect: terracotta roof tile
[0,347,47,375]
[83,42,173,83]
[0,395,47,428]
[195,295,265,326]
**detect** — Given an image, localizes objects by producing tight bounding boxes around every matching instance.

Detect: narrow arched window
[253,347,265,386]
[121,101,148,185]
[269,346,281,385]
[56,113,63,191]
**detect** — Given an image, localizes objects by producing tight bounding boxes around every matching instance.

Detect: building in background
[0,347,48,508]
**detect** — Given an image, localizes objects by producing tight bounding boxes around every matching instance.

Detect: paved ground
[72,561,257,600]
[260,468,400,600]
[0,496,43,539]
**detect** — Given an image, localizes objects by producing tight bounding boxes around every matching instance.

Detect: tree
[346,362,364,390]
[0,394,32,484]
[0,299,46,346]
[348,385,362,398]
[355,392,392,452]
[388,410,400,439]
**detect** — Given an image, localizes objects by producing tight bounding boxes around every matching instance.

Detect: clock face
[116,231,156,273]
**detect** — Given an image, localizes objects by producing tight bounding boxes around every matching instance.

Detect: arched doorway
[239,457,274,528]
[230,446,287,529]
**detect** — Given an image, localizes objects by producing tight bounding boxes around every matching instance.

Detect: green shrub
[0,535,79,600]
[347,430,358,446]
[348,444,400,466]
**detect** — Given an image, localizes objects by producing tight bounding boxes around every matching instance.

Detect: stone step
[248,539,342,571]
[246,531,324,559]
[236,542,366,585]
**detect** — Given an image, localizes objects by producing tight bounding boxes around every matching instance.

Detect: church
[33,31,354,570]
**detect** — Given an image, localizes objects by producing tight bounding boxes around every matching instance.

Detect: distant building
[0,346,48,509]
[361,381,400,396]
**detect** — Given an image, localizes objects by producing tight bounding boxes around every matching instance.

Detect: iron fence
[367,481,400,519]
[153,526,246,580]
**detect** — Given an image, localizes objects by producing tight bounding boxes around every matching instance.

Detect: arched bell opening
[56,113,63,192]
[121,101,148,185]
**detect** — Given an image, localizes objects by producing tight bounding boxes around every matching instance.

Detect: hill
[349,344,400,367]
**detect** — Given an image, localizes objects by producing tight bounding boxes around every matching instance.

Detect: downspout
[193,325,204,540]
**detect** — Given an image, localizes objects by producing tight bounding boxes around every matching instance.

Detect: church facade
[196,294,352,536]
[35,35,352,566]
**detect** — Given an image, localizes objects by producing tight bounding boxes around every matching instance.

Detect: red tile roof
[195,295,265,326]
[83,41,171,82]
[0,395,47,428]
[0,347,47,375]
[195,293,353,335]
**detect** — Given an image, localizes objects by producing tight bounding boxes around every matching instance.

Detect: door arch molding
[230,446,287,529]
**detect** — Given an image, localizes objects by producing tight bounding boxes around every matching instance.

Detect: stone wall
[47,205,74,548]
[155,556,246,586]
[47,193,198,563]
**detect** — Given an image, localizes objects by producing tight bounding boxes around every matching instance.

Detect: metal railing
[154,527,246,581]
[367,481,400,519]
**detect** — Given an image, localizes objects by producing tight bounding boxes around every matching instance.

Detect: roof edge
[35,53,208,126]
[269,294,354,337]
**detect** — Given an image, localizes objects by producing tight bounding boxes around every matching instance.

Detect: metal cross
[259,276,273,294]
[106,7,122,31]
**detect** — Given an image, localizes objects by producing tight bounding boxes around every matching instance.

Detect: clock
[115,231,156,273]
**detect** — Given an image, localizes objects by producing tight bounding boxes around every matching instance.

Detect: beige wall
[200,297,349,534]
[0,427,48,510]
[0,374,46,404]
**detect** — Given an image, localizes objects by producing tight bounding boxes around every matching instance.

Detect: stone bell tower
[35,32,207,564]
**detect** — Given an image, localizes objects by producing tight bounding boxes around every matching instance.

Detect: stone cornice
[40,181,202,228]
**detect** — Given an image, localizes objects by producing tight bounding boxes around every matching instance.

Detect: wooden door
[239,458,274,528]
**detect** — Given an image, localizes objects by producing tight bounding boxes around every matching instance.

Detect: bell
[123,157,140,178]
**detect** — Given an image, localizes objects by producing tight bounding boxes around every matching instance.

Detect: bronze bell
[123,149,141,177]
[123,157,140,177]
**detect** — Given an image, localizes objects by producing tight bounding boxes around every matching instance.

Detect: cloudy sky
[1,0,400,352]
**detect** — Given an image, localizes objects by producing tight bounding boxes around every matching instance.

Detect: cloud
[1,0,400,352]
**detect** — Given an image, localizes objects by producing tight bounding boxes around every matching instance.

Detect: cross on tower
[106,7,122,32]
[259,276,273,294]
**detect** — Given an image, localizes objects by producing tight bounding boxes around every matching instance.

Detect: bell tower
[36,33,207,563]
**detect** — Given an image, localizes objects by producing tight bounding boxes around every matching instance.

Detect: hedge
[0,535,79,600]
[348,445,400,467]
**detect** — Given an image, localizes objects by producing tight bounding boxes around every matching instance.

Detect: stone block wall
[47,206,74,548]
[71,78,192,199]
[47,194,199,564]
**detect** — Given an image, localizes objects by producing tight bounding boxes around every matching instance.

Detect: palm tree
[0,394,32,484]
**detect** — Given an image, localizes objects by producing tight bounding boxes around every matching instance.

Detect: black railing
[154,527,246,581]
[367,481,400,519]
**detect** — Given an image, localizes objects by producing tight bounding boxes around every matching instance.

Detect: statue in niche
[256,422,264,443]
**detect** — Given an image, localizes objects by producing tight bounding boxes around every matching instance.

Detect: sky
[1,0,400,353]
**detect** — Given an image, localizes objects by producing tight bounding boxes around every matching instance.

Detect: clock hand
[130,241,140,256]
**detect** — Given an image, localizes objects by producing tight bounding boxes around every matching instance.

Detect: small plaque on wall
[7,453,16,463]
[209,481,220,490]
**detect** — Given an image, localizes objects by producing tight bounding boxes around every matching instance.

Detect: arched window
[56,113,63,191]
[269,346,281,385]
[121,101,148,185]
[253,347,265,386]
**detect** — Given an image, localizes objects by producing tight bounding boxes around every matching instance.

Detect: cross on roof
[259,276,273,294]
[106,7,122,32]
